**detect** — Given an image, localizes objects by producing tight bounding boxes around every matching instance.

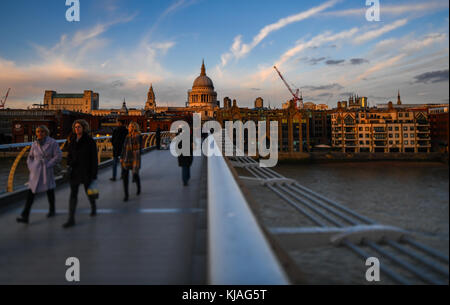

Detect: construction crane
[0,88,11,109]
[273,66,303,109]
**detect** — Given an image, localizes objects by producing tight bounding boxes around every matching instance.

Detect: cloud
[111,80,125,88]
[353,19,408,44]
[350,58,370,65]
[145,0,198,38]
[318,92,333,97]
[304,83,344,91]
[326,59,345,65]
[402,33,448,52]
[339,92,355,97]
[356,54,406,81]
[0,14,180,109]
[219,0,339,68]
[250,27,359,83]
[304,57,327,65]
[413,70,449,84]
[323,1,448,17]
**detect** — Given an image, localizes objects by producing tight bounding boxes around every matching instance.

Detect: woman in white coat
[17,126,62,224]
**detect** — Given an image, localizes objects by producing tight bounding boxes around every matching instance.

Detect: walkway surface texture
[0,150,206,284]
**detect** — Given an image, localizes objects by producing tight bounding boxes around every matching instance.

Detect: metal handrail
[206,135,289,285]
[0,132,174,193]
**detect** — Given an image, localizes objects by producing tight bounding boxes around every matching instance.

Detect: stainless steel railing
[206,133,289,285]
[0,132,173,193]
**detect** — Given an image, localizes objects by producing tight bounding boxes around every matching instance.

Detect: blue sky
[0,0,448,109]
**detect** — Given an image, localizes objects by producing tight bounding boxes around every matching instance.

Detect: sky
[0,0,448,109]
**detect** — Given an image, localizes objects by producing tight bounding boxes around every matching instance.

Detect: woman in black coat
[63,119,98,228]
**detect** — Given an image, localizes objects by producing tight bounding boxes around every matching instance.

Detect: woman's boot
[123,172,129,202]
[47,189,56,218]
[17,190,34,224]
[90,200,97,217]
[134,173,141,195]
[63,196,77,228]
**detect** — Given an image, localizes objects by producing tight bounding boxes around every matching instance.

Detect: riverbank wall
[277,152,449,164]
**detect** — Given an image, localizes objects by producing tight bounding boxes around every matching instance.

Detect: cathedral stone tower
[145,84,156,111]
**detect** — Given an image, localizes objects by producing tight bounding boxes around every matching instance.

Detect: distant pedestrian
[63,120,98,229]
[111,120,128,181]
[156,127,162,150]
[17,126,62,224]
[121,122,142,201]
[177,129,193,186]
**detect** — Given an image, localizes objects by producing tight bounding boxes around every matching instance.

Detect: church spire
[145,84,156,111]
[201,59,206,76]
[397,90,402,105]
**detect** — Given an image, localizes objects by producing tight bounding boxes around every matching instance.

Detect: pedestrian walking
[17,126,62,224]
[156,127,161,150]
[63,120,98,228]
[111,120,128,181]
[121,122,142,202]
[177,129,194,186]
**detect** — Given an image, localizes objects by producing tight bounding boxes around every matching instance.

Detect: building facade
[331,102,431,153]
[216,100,312,155]
[0,109,100,143]
[44,90,99,113]
[429,107,449,153]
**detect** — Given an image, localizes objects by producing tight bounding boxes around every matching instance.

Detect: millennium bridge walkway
[0,150,208,285]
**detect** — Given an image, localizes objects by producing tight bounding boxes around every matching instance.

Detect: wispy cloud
[402,33,448,52]
[219,0,339,69]
[356,54,406,81]
[145,0,199,39]
[322,1,448,17]
[353,19,408,44]
[252,27,359,82]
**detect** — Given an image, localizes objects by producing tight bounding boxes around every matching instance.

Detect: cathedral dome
[192,60,214,89]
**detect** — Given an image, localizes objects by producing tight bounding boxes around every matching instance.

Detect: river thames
[242,161,449,284]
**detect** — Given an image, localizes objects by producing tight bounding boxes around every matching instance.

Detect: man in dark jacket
[177,129,194,186]
[111,120,128,181]
[156,127,162,150]
[63,119,99,228]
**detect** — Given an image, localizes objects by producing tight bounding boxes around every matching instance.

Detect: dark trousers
[68,182,96,221]
[182,166,191,185]
[112,156,120,179]
[122,169,141,196]
[21,189,55,218]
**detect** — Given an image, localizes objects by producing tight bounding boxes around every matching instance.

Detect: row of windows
[336,133,418,137]
[337,112,417,119]
[333,140,416,146]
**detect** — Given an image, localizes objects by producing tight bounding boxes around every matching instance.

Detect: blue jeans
[112,156,120,179]
[182,166,191,185]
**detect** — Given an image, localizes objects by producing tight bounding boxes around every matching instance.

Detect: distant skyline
[0,0,448,109]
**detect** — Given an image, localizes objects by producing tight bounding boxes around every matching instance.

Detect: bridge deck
[0,150,206,284]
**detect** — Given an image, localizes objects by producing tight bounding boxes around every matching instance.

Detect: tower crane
[273,66,303,109]
[0,88,11,109]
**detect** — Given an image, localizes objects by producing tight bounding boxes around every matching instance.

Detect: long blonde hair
[128,121,141,135]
